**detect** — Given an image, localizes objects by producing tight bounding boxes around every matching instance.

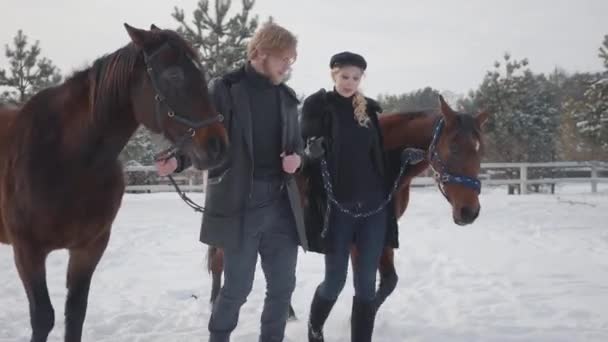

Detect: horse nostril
[460,206,479,223]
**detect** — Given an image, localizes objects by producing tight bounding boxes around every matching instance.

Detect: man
[156,22,307,342]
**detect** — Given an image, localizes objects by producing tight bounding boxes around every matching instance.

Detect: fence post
[520,164,528,195]
[591,162,598,193]
[203,171,208,192]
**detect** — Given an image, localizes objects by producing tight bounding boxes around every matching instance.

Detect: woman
[301,51,399,342]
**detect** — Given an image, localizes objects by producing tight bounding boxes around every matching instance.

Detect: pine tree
[564,35,608,156]
[377,87,441,113]
[120,127,156,165]
[172,0,259,79]
[551,70,600,160]
[569,77,608,154]
[0,30,61,105]
[600,34,608,69]
[465,53,560,163]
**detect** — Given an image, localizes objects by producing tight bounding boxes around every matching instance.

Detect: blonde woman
[301,52,399,342]
[156,22,305,342]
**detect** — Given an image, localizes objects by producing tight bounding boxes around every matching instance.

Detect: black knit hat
[329,51,367,70]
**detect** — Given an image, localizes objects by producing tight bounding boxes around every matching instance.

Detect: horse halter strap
[427,118,482,198]
[142,42,224,156]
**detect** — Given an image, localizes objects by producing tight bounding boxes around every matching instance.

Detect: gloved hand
[305,137,325,160]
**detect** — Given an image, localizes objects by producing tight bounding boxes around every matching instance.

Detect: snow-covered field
[2,184,608,341]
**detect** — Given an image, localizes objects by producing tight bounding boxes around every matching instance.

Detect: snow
[1,184,608,341]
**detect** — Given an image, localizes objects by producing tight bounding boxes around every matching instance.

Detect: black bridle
[141,42,226,214]
[142,42,224,159]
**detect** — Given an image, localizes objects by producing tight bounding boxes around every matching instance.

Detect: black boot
[351,296,376,342]
[308,288,337,342]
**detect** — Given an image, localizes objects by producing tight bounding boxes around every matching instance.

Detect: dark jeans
[208,179,299,342]
[317,198,388,302]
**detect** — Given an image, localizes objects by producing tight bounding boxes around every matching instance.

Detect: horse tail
[206,245,217,274]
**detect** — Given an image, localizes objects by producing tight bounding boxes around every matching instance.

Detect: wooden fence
[124,161,608,194]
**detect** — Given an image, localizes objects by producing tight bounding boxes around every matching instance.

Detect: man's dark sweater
[244,63,283,180]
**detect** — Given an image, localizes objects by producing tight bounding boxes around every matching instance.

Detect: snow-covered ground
[1,184,608,341]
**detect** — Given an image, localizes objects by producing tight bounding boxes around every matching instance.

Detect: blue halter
[428,118,482,197]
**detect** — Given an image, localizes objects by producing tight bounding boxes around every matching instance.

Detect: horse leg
[13,241,54,342]
[208,246,223,305]
[0,219,9,244]
[64,231,110,342]
[374,247,398,311]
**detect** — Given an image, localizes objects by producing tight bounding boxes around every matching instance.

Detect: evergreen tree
[0,30,62,105]
[563,35,608,156]
[172,0,259,79]
[377,87,441,113]
[465,53,560,163]
[550,70,600,160]
[119,127,156,166]
[600,34,608,69]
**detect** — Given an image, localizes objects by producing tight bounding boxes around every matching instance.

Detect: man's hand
[281,152,301,174]
[155,157,178,176]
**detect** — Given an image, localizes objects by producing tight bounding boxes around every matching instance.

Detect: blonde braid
[331,67,370,127]
[352,91,370,127]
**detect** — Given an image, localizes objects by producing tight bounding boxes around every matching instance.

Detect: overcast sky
[1,0,607,98]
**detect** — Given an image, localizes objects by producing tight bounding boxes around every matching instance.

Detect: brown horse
[360,96,488,310]
[206,96,488,316]
[0,24,228,342]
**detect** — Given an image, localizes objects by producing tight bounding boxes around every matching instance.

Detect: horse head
[428,95,489,225]
[125,23,228,170]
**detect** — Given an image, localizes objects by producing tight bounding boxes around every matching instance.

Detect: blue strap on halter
[438,172,481,193]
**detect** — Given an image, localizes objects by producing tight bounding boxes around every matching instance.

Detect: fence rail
[124,161,608,194]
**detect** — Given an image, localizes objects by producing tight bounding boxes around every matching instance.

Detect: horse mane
[65,42,141,126]
[12,42,145,185]
[9,29,202,173]
[63,29,200,129]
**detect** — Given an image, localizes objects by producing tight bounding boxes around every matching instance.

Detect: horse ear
[150,24,161,31]
[439,95,456,122]
[476,110,490,129]
[124,23,149,47]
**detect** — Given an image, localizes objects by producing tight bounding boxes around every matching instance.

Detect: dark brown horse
[206,96,488,316]
[0,24,228,342]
